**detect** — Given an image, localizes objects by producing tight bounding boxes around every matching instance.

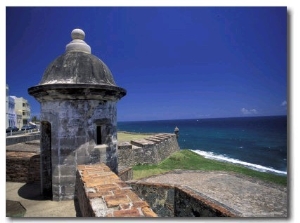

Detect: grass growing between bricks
[132,150,287,186]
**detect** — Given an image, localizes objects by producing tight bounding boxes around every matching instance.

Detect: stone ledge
[128,181,238,217]
[118,133,180,167]
[130,139,155,147]
[6,133,41,146]
[76,163,157,217]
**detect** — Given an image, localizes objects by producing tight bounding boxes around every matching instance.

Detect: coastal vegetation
[117,131,287,186]
[132,150,287,186]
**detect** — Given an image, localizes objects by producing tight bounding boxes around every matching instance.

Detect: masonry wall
[118,166,133,182]
[75,163,157,217]
[6,138,238,217]
[6,133,40,146]
[118,133,180,167]
[128,181,238,217]
[6,152,40,183]
[40,100,118,201]
[174,186,238,217]
[128,182,175,217]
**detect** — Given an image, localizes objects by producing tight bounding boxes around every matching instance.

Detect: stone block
[77,155,89,165]
[131,201,149,209]
[113,208,142,217]
[76,136,87,146]
[60,175,76,185]
[88,191,112,198]
[60,154,76,165]
[59,165,76,176]
[142,207,158,217]
[59,137,76,146]
[118,141,132,150]
[130,139,155,148]
[76,147,88,157]
[105,194,130,207]
[90,198,108,217]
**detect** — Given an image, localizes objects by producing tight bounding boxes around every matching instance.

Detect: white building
[6,85,17,128]
[11,96,31,129]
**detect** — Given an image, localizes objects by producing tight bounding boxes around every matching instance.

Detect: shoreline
[190,149,287,176]
[117,131,287,177]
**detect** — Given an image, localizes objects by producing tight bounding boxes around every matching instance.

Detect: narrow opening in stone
[96,125,102,145]
[41,121,52,198]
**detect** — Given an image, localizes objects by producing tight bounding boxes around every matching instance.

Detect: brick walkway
[136,170,288,217]
[77,164,157,217]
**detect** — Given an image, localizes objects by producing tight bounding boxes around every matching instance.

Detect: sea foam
[191,149,287,175]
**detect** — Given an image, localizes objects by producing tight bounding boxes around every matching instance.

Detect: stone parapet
[6,133,40,146]
[128,181,238,217]
[118,133,180,167]
[76,163,157,217]
[6,151,40,183]
[118,166,133,181]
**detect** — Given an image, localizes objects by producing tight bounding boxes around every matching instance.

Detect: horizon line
[118,114,287,123]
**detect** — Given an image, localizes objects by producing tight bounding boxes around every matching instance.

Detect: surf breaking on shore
[191,149,287,176]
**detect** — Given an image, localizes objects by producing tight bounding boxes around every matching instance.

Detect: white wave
[191,149,287,175]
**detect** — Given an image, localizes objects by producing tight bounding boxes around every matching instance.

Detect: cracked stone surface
[137,170,287,217]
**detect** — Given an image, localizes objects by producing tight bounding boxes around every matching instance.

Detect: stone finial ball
[71,29,85,40]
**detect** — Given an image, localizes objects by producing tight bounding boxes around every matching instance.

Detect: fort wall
[75,163,157,217]
[118,133,180,167]
[6,151,40,183]
[5,134,236,217]
[128,181,238,217]
[6,133,40,146]
[5,132,179,184]
[75,164,237,217]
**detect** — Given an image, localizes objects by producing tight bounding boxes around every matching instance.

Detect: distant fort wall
[118,133,180,167]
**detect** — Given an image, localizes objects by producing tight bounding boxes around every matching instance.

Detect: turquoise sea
[118,116,287,175]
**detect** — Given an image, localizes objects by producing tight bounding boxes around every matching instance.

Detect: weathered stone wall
[6,152,40,183]
[6,133,40,146]
[118,133,180,167]
[6,139,237,218]
[174,186,238,217]
[40,100,118,200]
[128,181,238,217]
[118,166,133,181]
[75,163,157,217]
[5,151,131,184]
[128,182,175,217]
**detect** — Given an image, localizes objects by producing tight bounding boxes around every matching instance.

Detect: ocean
[117,116,287,176]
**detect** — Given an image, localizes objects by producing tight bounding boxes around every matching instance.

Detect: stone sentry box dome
[28,29,126,201]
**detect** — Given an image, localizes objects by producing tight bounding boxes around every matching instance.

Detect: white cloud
[281,100,287,106]
[241,108,258,115]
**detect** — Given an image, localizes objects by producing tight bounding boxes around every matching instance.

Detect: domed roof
[39,29,117,86]
[28,29,126,102]
[39,52,117,86]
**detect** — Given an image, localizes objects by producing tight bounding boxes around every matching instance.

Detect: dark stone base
[6,200,26,217]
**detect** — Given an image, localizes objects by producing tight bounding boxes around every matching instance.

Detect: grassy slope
[117,132,287,186]
[132,150,287,186]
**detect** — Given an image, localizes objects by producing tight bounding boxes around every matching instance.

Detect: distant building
[11,96,31,128]
[6,84,17,128]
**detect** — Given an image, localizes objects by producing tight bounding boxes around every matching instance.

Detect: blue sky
[6,6,287,121]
